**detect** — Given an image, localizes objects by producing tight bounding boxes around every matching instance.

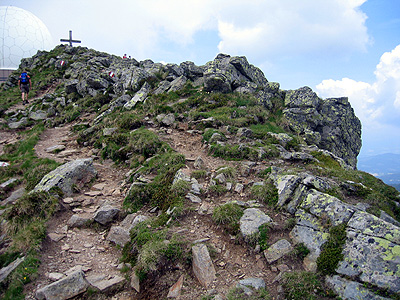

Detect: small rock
[167,274,184,298]
[264,239,293,264]
[48,233,66,242]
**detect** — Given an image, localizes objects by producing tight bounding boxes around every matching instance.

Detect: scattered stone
[264,239,293,264]
[192,243,216,288]
[186,192,202,203]
[130,271,140,292]
[237,278,266,290]
[45,145,66,153]
[8,117,28,129]
[63,197,74,204]
[48,272,66,282]
[92,183,107,190]
[29,110,48,120]
[194,156,205,169]
[67,214,91,228]
[167,274,184,298]
[48,233,66,242]
[94,204,120,225]
[234,183,244,194]
[0,178,17,191]
[103,127,117,136]
[106,226,130,247]
[84,190,103,197]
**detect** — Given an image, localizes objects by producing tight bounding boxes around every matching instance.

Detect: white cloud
[216,0,370,59]
[316,44,400,155]
[14,0,371,62]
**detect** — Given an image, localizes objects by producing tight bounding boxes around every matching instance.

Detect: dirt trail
[1,104,292,299]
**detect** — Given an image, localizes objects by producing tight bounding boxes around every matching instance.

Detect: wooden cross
[60,30,81,46]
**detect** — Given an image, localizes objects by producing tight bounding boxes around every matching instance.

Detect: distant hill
[358,153,400,190]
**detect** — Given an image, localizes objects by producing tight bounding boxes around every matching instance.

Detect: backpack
[20,72,29,83]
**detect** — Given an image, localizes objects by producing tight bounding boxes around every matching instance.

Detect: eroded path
[0,110,291,299]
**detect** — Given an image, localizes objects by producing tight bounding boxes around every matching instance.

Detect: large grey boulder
[35,270,89,300]
[33,158,97,196]
[326,275,390,300]
[240,208,272,238]
[336,211,400,293]
[283,87,361,168]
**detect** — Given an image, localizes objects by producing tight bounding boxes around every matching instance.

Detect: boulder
[240,208,272,238]
[264,239,293,264]
[192,243,216,288]
[0,257,25,284]
[94,204,120,225]
[336,211,400,293]
[35,270,89,300]
[326,275,390,300]
[86,274,125,293]
[33,158,97,196]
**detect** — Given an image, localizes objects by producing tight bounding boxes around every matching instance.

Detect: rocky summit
[0,45,398,300]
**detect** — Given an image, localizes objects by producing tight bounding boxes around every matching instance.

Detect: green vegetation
[250,181,279,207]
[281,271,336,300]
[317,223,347,275]
[122,219,185,278]
[309,151,400,222]
[226,286,271,300]
[212,202,244,234]
[292,243,310,260]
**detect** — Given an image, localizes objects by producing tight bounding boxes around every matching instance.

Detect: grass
[250,181,278,207]
[122,219,185,278]
[316,223,347,275]
[212,202,244,234]
[281,271,336,300]
[226,286,271,300]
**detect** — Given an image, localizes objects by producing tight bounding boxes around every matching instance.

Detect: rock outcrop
[5,45,362,168]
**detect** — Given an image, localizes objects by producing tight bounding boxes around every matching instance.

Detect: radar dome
[0,6,54,69]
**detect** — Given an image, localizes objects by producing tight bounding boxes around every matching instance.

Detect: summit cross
[60,30,81,47]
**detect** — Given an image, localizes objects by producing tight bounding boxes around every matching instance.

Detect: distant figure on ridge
[18,70,32,105]
[123,54,127,59]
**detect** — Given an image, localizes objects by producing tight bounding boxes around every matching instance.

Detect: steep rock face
[284,87,361,168]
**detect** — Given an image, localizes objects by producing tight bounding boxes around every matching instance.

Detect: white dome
[0,6,54,69]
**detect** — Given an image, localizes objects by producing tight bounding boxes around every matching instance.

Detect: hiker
[18,70,32,104]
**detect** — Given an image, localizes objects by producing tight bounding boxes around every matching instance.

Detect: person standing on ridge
[18,70,32,104]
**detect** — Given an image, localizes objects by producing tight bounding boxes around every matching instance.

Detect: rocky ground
[1,101,302,299]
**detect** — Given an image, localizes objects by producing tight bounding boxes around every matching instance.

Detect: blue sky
[2,0,400,159]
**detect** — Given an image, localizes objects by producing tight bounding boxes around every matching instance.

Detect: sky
[2,0,400,160]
